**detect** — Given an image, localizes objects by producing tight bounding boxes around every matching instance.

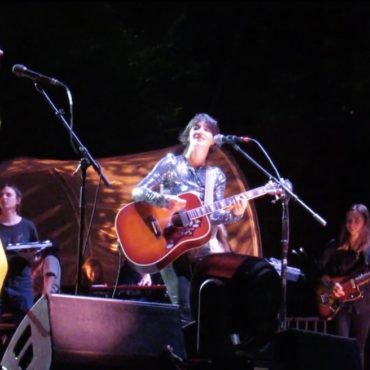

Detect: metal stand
[279,195,290,330]
[229,140,326,330]
[33,83,111,294]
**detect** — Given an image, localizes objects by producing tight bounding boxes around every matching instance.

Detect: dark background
[0,2,369,268]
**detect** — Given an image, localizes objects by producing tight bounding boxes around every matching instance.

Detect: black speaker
[190,253,282,355]
[272,329,362,370]
[1,294,186,370]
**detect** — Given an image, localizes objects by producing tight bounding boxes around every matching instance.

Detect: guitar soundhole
[171,213,182,227]
[164,219,202,250]
[163,225,176,238]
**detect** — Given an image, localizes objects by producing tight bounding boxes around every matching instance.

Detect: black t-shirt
[0,218,39,279]
[0,218,38,246]
[0,218,39,314]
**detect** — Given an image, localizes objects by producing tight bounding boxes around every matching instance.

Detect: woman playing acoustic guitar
[130,113,249,325]
[317,203,370,368]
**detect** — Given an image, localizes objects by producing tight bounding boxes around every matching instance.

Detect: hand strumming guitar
[321,274,345,298]
[165,195,187,212]
[332,282,345,298]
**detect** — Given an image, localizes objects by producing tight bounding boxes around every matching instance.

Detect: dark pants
[335,303,370,369]
[2,287,33,324]
[160,253,195,325]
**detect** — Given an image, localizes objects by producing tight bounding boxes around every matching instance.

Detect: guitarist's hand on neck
[230,196,249,217]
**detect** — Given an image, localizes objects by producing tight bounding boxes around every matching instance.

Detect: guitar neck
[187,185,269,220]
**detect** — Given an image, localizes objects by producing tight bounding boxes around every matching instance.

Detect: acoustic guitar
[0,239,8,292]
[316,271,370,320]
[115,181,281,274]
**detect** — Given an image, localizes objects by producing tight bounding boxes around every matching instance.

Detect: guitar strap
[204,167,216,207]
[205,167,229,253]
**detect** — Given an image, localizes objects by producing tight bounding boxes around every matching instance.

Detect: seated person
[81,257,106,292]
[118,259,163,286]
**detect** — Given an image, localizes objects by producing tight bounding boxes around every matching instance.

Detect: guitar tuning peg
[281,178,293,192]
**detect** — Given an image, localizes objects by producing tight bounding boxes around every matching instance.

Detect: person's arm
[316,239,337,276]
[132,153,185,210]
[137,273,152,286]
[316,239,348,297]
[16,219,40,264]
[30,222,39,242]
[209,168,247,224]
[42,255,61,295]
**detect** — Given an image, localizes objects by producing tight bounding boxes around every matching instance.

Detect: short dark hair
[178,113,220,153]
[0,182,22,213]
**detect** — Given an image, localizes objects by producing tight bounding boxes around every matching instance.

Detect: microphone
[214,134,252,146]
[12,64,64,87]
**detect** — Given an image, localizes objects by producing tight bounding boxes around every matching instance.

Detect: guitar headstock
[264,179,293,197]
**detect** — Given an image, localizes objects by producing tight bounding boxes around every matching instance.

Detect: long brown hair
[339,203,370,253]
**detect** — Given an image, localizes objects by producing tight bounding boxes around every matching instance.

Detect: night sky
[0,2,369,265]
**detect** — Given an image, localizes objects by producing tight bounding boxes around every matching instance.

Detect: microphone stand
[229,141,326,331]
[33,83,111,295]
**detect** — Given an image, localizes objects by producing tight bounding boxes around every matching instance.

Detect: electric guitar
[316,271,370,320]
[115,181,282,274]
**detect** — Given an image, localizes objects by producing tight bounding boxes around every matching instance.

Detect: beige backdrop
[0,146,262,286]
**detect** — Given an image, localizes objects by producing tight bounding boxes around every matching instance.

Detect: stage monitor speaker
[190,253,282,355]
[1,294,186,370]
[272,329,362,370]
